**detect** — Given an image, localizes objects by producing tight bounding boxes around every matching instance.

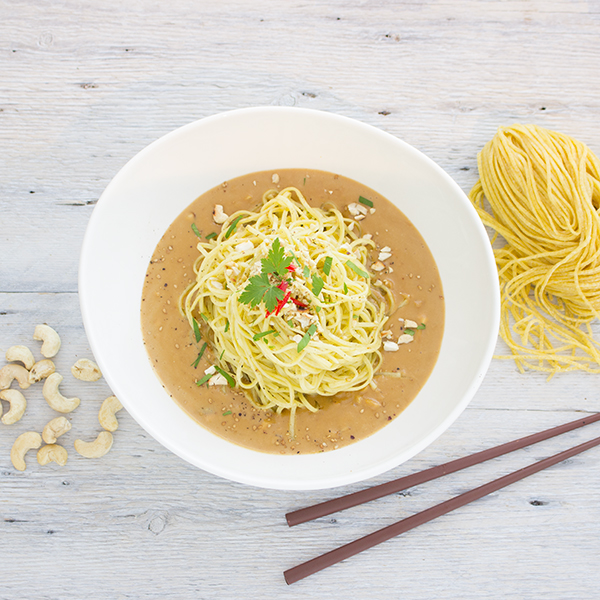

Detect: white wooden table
[2,2,600,598]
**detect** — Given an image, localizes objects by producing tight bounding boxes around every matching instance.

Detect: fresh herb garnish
[222,411,232,416]
[311,274,324,296]
[297,324,317,352]
[206,232,217,240]
[315,306,321,313]
[239,238,293,313]
[303,177,306,185]
[224,321,230,332]
[323,256,333,276]
[359,196,373,208]
[303,265,310,278]
[200,313,209,322]
[191,342,207,369]
[192,318,202,343]
[239,272,285,312]
[219,349,225,360]
[253,330,278,341]
[346,260,369,278]
[343,283,348,294]
[225,215,244,239]
[404,329,415,336]
[214,365,235,388]
[417,323,426,330]
[191,223,202,238]
[192,342,206,369]
[196,370,214,386]
[262,238,293,276]
[287,319,294,327]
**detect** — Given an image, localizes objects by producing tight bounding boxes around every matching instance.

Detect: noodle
[180,187,390,427]
[469,124,600,376]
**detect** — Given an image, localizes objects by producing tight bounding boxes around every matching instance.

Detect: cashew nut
[11,431,42,471]
[74,431,113,458]
[0,389,27,424]
[5,345,35,370]
[43,373,80,413]
[71,358,102,382]
[98,395,123,432]
[212,204,229,224]
[0,364,31,390]
[33,324,61,358]
[42,416,72,444]
[28,359,56,384]
[37,444,68,466]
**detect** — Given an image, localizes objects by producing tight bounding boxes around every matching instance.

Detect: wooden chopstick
[286,412,600,527]
[284,433,600,584]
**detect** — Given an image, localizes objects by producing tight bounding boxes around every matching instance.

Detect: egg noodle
[470,124,600,376]
[180,187,392,430]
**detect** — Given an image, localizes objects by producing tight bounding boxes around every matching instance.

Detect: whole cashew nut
[0,389,27,424]
[71,358,102,382]
[98,396,123,432]
[74,431,113,458]
[29,359,56,384]
[6,345,35,370]
[43,373,80,413]
[37,444,68,466]
[11,431,42,471]
[33,324,61,358]
[0,364,31,390]
[42,416,72,444]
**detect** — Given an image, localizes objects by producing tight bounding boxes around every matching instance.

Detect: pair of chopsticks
[284,412,600,584]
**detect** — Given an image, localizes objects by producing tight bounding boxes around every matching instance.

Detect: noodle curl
[470,124,600,376]
[181,187,390,427]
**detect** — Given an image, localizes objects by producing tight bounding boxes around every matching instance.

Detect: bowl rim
[79,106,500,490]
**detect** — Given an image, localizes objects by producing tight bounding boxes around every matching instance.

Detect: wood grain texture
[1,1,600,598]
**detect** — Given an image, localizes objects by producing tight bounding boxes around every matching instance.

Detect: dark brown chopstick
[286,412,600,527]
[284,434,600,584]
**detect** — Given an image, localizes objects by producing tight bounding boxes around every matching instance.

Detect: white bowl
[79,107,499,490]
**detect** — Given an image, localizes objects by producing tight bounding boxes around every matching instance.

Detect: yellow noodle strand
[470,124,600,377]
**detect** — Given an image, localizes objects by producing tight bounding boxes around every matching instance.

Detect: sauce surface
[141,169,444,454]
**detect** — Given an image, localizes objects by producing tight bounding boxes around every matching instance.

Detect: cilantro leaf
[225,215,244,239]
[262,238,293,277]
[191,223,202,238]
[303,265,310,278]
[323,256,333,276]
[311,274,324,296]
[253,330,279,341]
[263,285,285,313]
[239,272,273,308]
[214,365,235,388]
[417,323,426,330]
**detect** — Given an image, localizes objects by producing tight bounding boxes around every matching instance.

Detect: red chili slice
[275,291,292,316]
[291,297,307,308]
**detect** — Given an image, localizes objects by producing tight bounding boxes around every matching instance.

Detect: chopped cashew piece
[291,334,303,344]
[235,240,254,254]
[43,373,80,413]
[37,444,68,466]
[98,396,123,432]
[11,431,42,471]
[6,345,35,370]
[398,334,414,344]
[0,364,31,390]
[208,373,228,386]
[212,204,229,224]
[371,261,386,272]
[0,389,27,424]
[42,416,72,444]
[405,319,419,329]
[383,341,400,352]
[354,214,366,221]
[28,359,56,384]
[271,173,280,184]
[378,251,392,261]
[74,431,113,458]
[71,358,102,382]
[33,324,61,358]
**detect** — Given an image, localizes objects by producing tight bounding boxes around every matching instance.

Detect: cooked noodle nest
[181,187,391,425]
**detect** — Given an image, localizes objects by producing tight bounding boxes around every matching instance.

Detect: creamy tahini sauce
[141,169,444,454]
